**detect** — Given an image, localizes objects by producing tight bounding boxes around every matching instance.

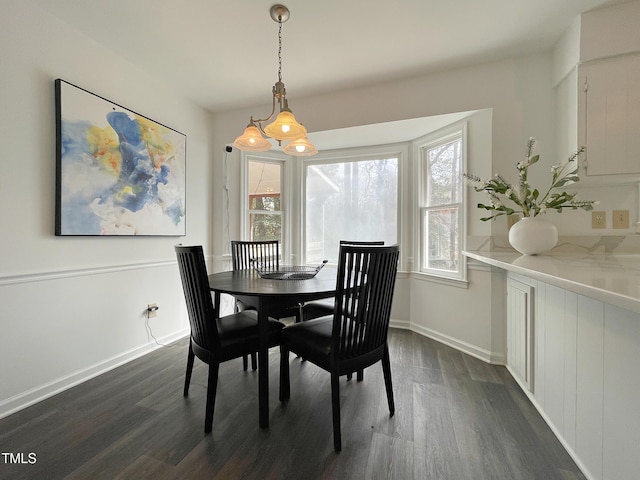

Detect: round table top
[208,266,338,298]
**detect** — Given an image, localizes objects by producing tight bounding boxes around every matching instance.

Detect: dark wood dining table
[208,266,337,428]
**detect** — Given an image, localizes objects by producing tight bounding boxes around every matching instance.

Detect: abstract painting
[55,79,186,236]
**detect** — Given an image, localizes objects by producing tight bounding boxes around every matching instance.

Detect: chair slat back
[175,245,219,350]
[333,244,399,360]
[231,240,279,270]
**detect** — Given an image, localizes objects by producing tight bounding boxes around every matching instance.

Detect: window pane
[248,160,282,244]
[249,195,280,212]
[423,207,458,272]
[306,158,398,264]
[248,161,281,211]
[425,138,462,206]
[250,213,281,242]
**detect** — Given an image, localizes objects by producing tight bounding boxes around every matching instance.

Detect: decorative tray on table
[256,260,328,280]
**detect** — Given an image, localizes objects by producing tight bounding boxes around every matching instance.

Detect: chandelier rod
[248,5,289,134]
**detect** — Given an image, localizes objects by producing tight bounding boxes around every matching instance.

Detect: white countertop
[464,250,640,315]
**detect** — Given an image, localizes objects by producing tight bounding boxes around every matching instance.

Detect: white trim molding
[0,259,178,286]
[410,323,506,365]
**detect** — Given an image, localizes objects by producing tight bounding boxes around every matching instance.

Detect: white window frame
[301,145,404,266]
[415,122,467,282]
[241,152,291,261]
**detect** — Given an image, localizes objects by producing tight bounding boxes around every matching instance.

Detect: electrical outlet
[613,210,629,229]
[592,211,606,229]
[147,303,158,318]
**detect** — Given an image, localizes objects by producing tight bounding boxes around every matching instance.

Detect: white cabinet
[537,284,578,447]
[601,304,640,480]
[578,54,640,176]
[575,296,605,479]
[468,250,640,480]
[507,276,640,480]
[506,276,534,392]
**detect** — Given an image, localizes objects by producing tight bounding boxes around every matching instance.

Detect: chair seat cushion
[305,297,335,310]
[281,316,333,365]
[193,312,284,365]
[303,298,335,320]
[237,297,300,321]
[217,312,284,342]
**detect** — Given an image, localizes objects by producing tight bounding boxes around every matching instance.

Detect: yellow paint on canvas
[136,115,175,168]
[113,185,136,203]
[86,125,121,174]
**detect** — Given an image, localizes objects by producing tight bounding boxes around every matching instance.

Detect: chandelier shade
[231,4,318,157]
[263,109,307,141]
[232,124,272,152]
[282,135,318,156]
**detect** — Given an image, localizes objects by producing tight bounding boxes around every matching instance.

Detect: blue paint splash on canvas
[104,112,169,212]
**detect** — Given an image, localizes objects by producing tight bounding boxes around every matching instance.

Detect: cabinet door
[507,278,534,391]
[576,296,604,480]
[579,54,640,176]
[602,303,640,480]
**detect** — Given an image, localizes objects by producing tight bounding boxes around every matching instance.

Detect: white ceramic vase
[508,216,558,255]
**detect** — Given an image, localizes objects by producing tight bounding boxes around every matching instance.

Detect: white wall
[0,0,213,417]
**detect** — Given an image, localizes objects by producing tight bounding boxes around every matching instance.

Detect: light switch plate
[613,210,629,229]
[592,211,606,229]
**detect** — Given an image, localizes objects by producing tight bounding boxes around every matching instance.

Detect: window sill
[411,271,469,289]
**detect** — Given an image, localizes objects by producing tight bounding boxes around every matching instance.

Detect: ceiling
[30,0,631,114]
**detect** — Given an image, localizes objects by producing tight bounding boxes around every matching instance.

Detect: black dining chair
[279,244,400,452]
[231,241,302,369]
[302,240,384,381]
[301,240,385,323]
[231,239,279,272]
[231,240,279,371]
[175,245,285,433]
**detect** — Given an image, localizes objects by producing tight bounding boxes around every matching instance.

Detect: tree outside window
[248,160,282,243]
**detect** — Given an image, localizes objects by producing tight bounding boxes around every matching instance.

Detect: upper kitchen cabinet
[578,54,640,176]
[574,1,640,177]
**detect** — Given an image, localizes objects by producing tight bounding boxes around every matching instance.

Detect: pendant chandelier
[232,4,318,157]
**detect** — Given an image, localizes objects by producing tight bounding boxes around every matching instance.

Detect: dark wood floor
[0,329,586,480]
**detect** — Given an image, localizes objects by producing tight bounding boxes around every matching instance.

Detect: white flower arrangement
[464,138,598,221]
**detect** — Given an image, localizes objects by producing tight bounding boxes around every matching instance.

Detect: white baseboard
[0,328,189,419]
[406,323,506,365]
[389,319,411,330]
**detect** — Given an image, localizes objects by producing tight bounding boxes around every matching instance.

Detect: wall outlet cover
[592,211,606,229]
[613,210,629,229]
